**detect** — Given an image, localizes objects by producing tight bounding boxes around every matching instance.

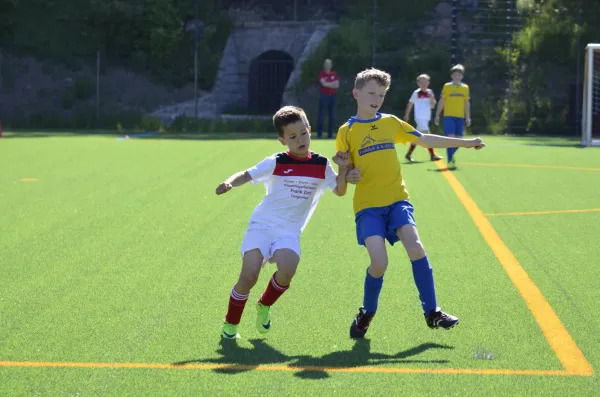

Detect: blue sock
[411,255,437,315]
[446,148,452,161]
[452,147,459,159]
[363,268,384,314]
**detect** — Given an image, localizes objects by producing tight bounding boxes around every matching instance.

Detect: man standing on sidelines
[317,59,339,139]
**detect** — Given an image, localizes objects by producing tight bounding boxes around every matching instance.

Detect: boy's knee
[364,235,388,277]
[406,240,426,261]
[273,248,300,284]
[238,268,260,288]
[277,262,298,282]
[369,260,388,278]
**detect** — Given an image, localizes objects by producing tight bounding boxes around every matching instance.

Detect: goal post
[582,43,600,147]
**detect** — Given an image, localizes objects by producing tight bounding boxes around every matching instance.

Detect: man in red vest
[317,59,339,139]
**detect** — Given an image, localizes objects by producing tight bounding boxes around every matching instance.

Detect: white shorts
[240,226,301,265]
[415,118,431,132]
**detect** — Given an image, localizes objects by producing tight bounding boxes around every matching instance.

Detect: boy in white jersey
[215,106,360,339]
[403,74,443,163]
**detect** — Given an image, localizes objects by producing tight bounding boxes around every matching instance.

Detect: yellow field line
[486,208,600,217]
[435,162,594,376]
[0,360,587,376]
[459,162,600,172]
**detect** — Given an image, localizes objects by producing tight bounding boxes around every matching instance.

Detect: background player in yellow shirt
[434,64,471,169]
[336,68,485,338]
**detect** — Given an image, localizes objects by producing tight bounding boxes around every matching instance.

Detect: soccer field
[1,132,598,395]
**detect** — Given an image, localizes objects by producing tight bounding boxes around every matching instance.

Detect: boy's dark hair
[450,64,465,74]
[273,106,309,137]
[354,68,391,90]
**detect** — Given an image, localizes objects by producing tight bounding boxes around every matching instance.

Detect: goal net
[582,43,600,146]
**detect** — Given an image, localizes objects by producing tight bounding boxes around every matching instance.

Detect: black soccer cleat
[350,307,375,338]
[426,309,459,330]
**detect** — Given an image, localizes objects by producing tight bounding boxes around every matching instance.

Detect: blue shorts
[443,116,465,136]
[355,201,416,246]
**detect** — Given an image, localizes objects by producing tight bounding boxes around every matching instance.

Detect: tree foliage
[0,0,232,88]
[499,0,600,134]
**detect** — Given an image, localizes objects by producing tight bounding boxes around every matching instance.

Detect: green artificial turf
[0,132,598,395]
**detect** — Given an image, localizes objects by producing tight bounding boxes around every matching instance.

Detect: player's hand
[469,137,485,150]
[434,116,440,126]
[332,151,350,166]
[346,168,361,184]
[466,117,471,127]
[216,182,233,195]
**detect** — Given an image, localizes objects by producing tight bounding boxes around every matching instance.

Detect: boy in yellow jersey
[336,68,485,338]
[434,64,471,169]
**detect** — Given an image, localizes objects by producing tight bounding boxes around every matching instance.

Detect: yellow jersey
[441,82,469,118]
[336,113,421,214]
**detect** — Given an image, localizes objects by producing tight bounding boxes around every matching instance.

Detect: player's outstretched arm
[331,151,359,196]
[403,102,413,122]
[215,171,252,195]
[332,167,348,197]
[416,133,485,150]
[465,99,471,127]
[434,98,445,125]
[429,90,437,108]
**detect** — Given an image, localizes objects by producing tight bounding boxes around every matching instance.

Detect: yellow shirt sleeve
[391,115,422,145]
[465,84,470,100]
[335,125,350,152]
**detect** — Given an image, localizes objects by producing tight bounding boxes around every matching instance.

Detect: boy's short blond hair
[354,68,391,90]
[273,106,309,137]
[417,74,430,81]
[450,64,465,74]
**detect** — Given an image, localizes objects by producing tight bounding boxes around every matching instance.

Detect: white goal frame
[582,43,600,146]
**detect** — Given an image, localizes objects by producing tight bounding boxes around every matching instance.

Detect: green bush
[74,76,96,100]
[61,89,76,110]
[0,0,233,90]
[484,0,600,135]
[1,62,16,89]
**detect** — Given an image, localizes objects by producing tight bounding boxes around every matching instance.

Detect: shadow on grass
[430,167,459,172]
[173,339,453,379]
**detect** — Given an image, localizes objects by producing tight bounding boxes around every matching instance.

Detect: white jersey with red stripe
[246,151,337,234]
[409,89,435,121]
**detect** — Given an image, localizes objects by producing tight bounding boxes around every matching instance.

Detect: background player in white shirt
[403,74,443,163]
[215,106,361,340]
